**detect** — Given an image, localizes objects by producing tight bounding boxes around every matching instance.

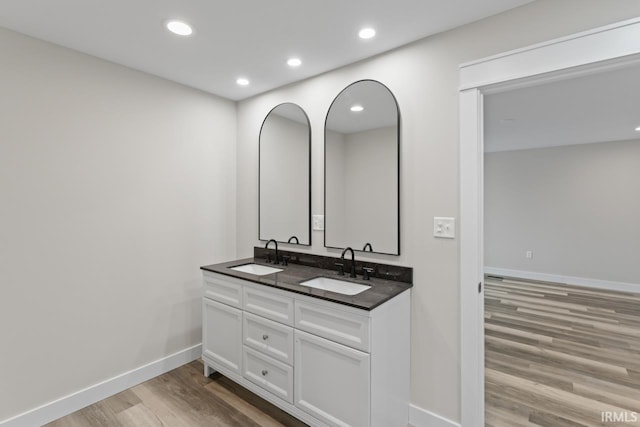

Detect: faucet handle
[362,267,375,280]
[265,253,272,263]
[282,255,290,266]
[334,262,345,276]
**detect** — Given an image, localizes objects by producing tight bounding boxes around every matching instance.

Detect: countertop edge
[200,258,412,311]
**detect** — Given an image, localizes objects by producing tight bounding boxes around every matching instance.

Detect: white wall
[235,1,640,422]
[259,114,309,244]
[0,28,237,421]
[485,140,640,285]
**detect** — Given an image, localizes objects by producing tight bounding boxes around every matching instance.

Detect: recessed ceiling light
[358,28,376,39]
[166,20,193,36]
[350,105,364,112]
[635,125,640,132]
[287,58,302,67]
[236,78,250,86]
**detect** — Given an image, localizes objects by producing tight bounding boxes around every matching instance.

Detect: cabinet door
[203,298,242,375]
[294,330,370,427]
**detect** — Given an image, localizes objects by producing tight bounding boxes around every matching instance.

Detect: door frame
[459,17,640,426]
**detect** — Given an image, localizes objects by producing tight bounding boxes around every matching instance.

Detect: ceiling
[0,0,532,101]
[485,62,640,152]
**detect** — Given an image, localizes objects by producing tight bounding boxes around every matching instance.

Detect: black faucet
[264,239,279,265]
[287,236,299,244]
[362,242,373,252]
[340,247,357,278]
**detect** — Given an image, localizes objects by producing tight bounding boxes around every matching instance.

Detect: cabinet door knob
[262,334,269,340]
[261,370,268,376]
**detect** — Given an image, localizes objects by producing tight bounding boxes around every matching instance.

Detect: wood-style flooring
[46,360,307,427]
[485,276,640,427]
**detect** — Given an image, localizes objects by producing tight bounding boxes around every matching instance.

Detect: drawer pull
[261,370,268,376]
[262,334,269,341]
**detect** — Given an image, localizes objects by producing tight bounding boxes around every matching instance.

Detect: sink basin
[230,263,283,276]
[300,277,371,296]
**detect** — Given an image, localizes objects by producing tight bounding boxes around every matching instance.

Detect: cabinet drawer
[242,346,294,404]
[295,300,370,352]
[243,286,294,326]
[243,312,294,365]
[203,273,242,308]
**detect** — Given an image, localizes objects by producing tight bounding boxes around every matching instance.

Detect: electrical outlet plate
[312,214,325,231]
[434,217,456,239]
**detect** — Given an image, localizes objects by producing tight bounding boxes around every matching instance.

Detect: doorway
[459,17,640,427]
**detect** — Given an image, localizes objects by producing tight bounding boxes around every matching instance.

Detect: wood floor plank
[100,389,142,416]
[528,410,591,427]
[205,379,290,427]
[115,404,164,427]
[487,368,631,426]
[47,402,118,427]
[205,373,307,427]
[486,275,640,427]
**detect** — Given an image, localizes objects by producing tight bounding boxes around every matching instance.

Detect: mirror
[325,80,400,255]
[259,103,311,245]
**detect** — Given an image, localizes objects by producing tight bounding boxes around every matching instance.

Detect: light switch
[434,217,455,239]
[312,215,325,231]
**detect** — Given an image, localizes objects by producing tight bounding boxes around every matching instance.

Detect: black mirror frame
[323,79,401,256]
[258,102,312,246]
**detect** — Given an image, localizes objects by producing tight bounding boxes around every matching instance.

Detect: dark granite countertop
[200,257,412,311]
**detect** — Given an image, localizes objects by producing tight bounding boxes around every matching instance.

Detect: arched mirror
[325,80,400,255]
[259,103,311,245]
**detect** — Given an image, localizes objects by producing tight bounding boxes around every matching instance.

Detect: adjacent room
[484,64,640,426]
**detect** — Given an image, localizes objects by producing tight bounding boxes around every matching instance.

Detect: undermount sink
[230,263,283,276]
[300,277,371,296]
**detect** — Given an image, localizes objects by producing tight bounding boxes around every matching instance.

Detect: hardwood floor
[485,276,640,427]
[46,360,307,427]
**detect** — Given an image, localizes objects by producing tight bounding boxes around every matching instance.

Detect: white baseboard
[409,404,460,427]
[0,344,202,427]
[484,267,640,294]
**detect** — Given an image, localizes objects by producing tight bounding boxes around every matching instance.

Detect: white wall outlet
[312,215,325,231]
[526,250,533,259]
[434,217,456,239]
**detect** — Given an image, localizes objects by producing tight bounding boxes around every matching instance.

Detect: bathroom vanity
[201,249,412,427]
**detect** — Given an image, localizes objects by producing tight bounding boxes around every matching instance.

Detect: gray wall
[235,1,640,421]
[485,140,640,285]
[0,28,237,420]
[326,130,347,243]
[259,114,309,243]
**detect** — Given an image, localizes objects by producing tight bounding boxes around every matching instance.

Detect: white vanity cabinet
[202,270,410,427]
